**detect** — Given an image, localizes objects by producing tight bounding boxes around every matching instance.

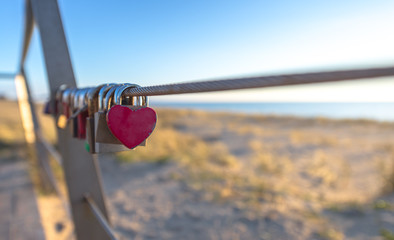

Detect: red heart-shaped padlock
[106,105,157,149]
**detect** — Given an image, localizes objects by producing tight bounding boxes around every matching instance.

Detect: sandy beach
[103,108,394,240]
[1,101,394,239]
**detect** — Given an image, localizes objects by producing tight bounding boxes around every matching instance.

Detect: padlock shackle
[113,84,149,107]
[73,89,82,110]
[104,84,123,111]
[98,84,117,111]
[114,84,139,105]
[61,88,73,103]
[83,88,93,107]
[78,88,91,110]
[87,85,106,116]
[72,88,88,111]
[69,88,80,112]
[55,84,68,101]
[132,95,148,107]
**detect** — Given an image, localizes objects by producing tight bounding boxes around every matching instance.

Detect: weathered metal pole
[28,0,111,239]
[15,0,54,195]
[14,71,54,194]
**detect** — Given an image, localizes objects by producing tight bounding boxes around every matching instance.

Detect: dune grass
[3,100,394,238]
[3,101,394,206]
[113,107,394,230]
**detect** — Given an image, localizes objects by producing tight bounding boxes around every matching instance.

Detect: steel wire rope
[122,66,394,97]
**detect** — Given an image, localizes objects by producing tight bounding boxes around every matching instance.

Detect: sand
[99,109,394,239]
[2,101,394,239]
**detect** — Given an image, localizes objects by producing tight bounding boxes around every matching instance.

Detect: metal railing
[17,0,113,239]
[7,0,394,239]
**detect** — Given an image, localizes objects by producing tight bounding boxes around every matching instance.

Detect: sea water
[150,102,394,122]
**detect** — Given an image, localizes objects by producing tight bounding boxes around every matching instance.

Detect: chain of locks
[44,84,157,154]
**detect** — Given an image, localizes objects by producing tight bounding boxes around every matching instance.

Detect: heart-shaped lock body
[106,105,156,149]
[94,84,132,153]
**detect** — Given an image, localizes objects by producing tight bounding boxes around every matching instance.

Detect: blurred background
[1,0,394,239]
[2,0,394,103]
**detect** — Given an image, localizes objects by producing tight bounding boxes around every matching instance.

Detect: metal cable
[123,66,394,96]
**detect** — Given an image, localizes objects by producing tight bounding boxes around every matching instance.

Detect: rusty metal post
[28,0,111,239]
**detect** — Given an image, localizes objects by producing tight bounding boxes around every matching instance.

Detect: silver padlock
[57,87,75,129]
[85,85,107,153]
[53,84,68,116]
[75,88,91,139]
[94,84,131,153]
[70,88,80,137]
[69,88,90,138]
[95,84,122,144]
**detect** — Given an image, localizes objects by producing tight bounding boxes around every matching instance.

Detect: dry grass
[306,151,350,188]
[0,100,57,144]
[117,109,297,207]
[116,107,394,212]
[3,101,394,239]
[117,110,248,204]
[290,130,339,146]
[376,146,394,194]
[0,101,25,144]
[3,102,394,204]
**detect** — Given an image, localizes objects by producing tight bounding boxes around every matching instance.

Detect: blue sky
[1,0,394,102]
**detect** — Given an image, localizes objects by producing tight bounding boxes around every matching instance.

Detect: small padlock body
[77,110,88,139]
[95,142,131,153]
[94,111,130,153]
[86,117,95,153]
[94,111,123,144]
[70,116,78,138]
[62,102,70,118]
[53,100,58,115]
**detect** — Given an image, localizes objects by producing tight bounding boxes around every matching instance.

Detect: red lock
[106,84,156,149]
[62,102,70,118]
[74,88,91,139]
[56,88,74,129]
[61,88,75,119]
[77,110,88,139]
